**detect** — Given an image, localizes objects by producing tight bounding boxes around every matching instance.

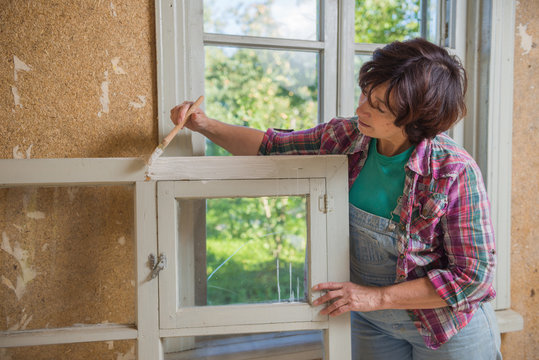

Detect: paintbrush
[145,95,204,167]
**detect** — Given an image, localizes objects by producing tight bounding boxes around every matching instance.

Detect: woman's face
[355,84,409,153]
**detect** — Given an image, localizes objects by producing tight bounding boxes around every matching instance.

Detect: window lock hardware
[318,194,334,213]
[149,253,167,279]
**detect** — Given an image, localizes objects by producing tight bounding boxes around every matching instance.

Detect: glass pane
[354,54,372,105]
[165,331,324,358]
[354,0,422,43]
[205,46,318,156]
[204,0,318,40]
[0,186,135,331]
[186,196,307,306]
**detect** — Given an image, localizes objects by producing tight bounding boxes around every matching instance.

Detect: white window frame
[154,0,522,331]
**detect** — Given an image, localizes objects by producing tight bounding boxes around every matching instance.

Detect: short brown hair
[359,38,467,144]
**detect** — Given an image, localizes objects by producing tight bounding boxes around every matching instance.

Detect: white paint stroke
[1,232,38,300]
[98,70,110,117]
[106,340,114,350]
[13,55,32,82]
[116,345,135,360]
[111,57,127,75]
[518,23,533,55]
[118,236,126,245]
[7,312,33,331]
[26,211,45,219]
[129,95,146,109]
[12,145,33,159]
[11,86,22,108]
[110,2,118,17]
[12,145,24,159]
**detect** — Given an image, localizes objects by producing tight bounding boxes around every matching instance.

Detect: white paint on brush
[111,57,127,75]
[11,86,22,108]
[98,70,110,117]
[26,211,45,220]
[1,232,38,300]
[129,95,146,109]
[518,23,533,55]
[13,55,31,81]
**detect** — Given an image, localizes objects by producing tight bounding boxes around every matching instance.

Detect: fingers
[170,102,192,125]
[312,282,344,292]
[320,298,350,316]
[312,289,343,306]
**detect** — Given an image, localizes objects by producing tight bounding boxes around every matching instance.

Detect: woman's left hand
[311,282,383,316]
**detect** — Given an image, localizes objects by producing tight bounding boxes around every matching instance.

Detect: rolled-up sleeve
[258,123,328,155]
[427,163,497,313]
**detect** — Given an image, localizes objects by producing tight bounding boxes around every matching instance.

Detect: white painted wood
[495,309,524,334]
[172,179,310,198]
[0,158,146,186]
[135,181,164,359]
[321,0,339,123]
[174,303,324,329]
[308,179,328,304]
[0,324,137,348]
[156,0,205,157]
[160,322,327,338]
[204,33,325,51]
[337,0,356,117]
[147,155,348,181]
[487,0,515,310]
[324,151,351,359]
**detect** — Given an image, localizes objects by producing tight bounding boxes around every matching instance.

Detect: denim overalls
[349,203,502,360]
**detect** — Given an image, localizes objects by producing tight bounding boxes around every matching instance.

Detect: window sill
[495,309,524,333]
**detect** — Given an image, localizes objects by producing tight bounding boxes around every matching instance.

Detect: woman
[170,38,501,359]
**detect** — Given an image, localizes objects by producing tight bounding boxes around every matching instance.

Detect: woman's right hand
[170,101,210,133]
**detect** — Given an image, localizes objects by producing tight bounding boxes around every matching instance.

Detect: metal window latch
[149,253,167,279]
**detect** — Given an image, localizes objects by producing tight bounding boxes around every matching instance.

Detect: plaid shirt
[259,117,497,349]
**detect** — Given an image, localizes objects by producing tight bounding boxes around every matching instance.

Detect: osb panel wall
[0,0,156,358]
[501,0,539,359]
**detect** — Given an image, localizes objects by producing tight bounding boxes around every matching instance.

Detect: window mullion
[337,0,356,117]
[321,0,339,123]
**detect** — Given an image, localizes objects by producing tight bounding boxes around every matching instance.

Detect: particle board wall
[501,0,539,359]
[0,0,156,358]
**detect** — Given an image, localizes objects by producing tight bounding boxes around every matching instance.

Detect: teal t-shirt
[349,138,415,222]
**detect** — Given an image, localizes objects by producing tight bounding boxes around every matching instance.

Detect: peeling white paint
[13,55,32,82]
[130,280,135,287]
[7,311,32,331]
[129,95,146,109]
[118,236,126,245]
[12,144,33,159]
[110,2,118,17]
[107,340,114,349]
[1,232,37,300]
[41,243,49,251]
[116,345,136,360]
[26,211,45,220]
[11,86,22,108]
[111,57,127,75]
[98,71,110,117]
[67,187,79,201]
[518,23,533,55]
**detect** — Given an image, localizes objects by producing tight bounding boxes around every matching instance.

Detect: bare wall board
[0,0,158,159]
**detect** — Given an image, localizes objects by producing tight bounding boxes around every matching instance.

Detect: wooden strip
[204,33,325,51]
[147,155,347,181]
[0,158,146,186]
[160,321,328,338]
[0,324,137,348]
[135,182,164,359]
[495,309,524,333]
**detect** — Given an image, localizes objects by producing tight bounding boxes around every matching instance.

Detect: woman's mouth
[357,118,370,128]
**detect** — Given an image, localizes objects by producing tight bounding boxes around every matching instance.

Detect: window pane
[188,196,307,306]
[354,0,421,43]
[205,46,318,156]
[354,54,372,105]
[204,0,318,40]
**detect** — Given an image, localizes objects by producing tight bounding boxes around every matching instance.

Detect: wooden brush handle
[162,95,204,146]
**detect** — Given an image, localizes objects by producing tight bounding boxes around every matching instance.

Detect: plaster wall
[500,0,539,359]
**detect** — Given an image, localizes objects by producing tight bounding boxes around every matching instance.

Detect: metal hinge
[149,253,167,279]
[318,194,334,213]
